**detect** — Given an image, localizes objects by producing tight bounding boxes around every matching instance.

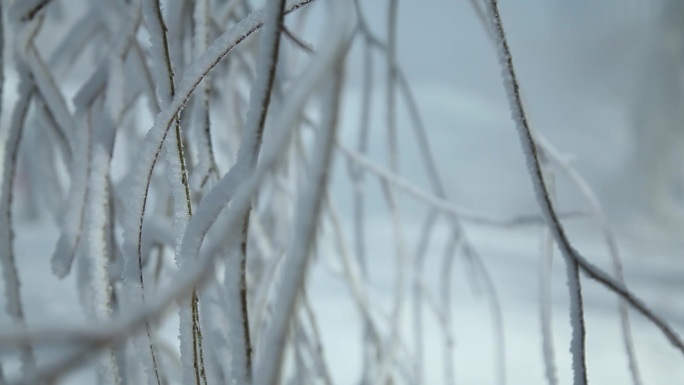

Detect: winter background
[2,0,684,384]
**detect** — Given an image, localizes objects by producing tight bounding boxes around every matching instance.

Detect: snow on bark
[190,0,218,189]
[85,136,121,385]
[141,0,174,107]
[482,1,587,383]
[218,0,292,381]
[142,1,203,383]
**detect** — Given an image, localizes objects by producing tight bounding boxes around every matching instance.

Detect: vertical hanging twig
[347,18,375,382]
[375,1,409,382]
[411,211,438,385]
[222,0,288,379]
[140,0,203,383]
[193,0,219,188]
[438,227,462,385]
[482,2,588,384]
[83,104,121,385]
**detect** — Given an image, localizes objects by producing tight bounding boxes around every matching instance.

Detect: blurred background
[340,1,684,241]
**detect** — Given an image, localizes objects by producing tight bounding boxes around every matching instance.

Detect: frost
[141,0,174,107]
[85,140,119,385]
[4,1,684,385]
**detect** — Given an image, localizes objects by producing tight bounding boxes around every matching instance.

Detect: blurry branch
[282,27,315,54]
[0,0,3,126]
[47,8,103,76]
[337,143,584,226]
[0,9,59,379]
[0,70,36,378]
[8,0,52,22]
[254,46,348,385]
[539,224,559,385]
[352,2,501,381]
[465,0,494,40]
[21,31,75,158]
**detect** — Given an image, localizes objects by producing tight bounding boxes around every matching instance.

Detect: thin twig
[484,3,587,383]
[485,0,684,381]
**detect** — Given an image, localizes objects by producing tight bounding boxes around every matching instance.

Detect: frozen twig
[141,0,202,383]
[536,134,643,385]
[484,2,684,383]
[192,0,220,188]
[484,2,586,384]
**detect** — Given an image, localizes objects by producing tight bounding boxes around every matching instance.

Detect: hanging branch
[484,2,587,384]
[484,1,684,383]
[140,0,206,383]
[222,0,288,380]
[193,0,220,188]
